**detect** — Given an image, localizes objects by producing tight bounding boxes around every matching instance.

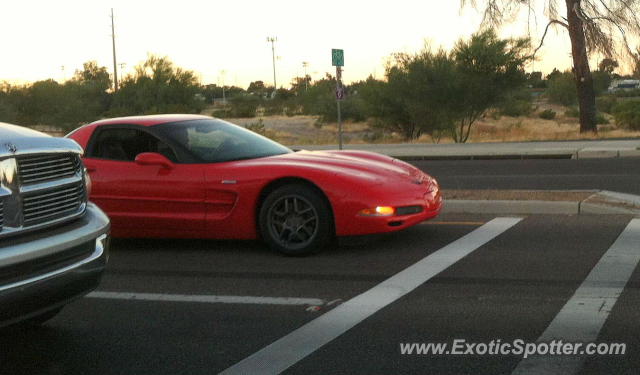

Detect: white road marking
[87,291,324,307]
[512,218,640,375]
[220,217,522,375]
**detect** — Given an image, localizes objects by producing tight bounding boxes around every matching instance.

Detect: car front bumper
[0,203,110,327]
[336,188,444,236]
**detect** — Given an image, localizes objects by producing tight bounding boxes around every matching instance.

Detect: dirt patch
[443,189,596,201]
[225,115,374,145]
[216,98,640,145]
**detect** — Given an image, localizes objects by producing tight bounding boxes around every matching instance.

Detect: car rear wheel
[259,184,333,256]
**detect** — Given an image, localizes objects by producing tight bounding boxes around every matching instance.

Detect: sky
[0,0,603,89]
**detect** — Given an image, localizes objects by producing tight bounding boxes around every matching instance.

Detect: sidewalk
[442,189,640,215]
[292,139,640,160]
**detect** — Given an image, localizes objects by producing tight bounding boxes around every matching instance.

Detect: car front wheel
[259,184,333,255]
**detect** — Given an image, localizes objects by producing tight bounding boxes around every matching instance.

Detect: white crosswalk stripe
[512,218,640,375]
[220,217,522,375]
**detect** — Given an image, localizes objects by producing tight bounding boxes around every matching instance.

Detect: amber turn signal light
[358,206,395,217]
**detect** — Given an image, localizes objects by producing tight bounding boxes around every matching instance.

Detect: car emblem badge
[5,143,17,154]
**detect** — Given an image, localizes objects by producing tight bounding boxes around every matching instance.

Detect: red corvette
[67,114,442,255]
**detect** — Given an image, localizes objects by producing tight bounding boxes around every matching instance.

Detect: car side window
[88,128,178,162]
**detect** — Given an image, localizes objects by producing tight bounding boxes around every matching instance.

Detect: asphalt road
[2,213,639,375]
[412,157,640,195]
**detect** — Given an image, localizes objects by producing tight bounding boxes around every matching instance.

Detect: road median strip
[442,189,640,215]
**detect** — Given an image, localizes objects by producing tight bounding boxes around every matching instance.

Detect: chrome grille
[22,183,85,226]
[16,153,81,185]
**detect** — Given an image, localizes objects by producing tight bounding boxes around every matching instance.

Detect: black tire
[259,184,334,256]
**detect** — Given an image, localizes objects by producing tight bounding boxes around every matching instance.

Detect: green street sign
[332,49,344,67]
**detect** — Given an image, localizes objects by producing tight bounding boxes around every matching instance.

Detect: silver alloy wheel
[266,195,319,250]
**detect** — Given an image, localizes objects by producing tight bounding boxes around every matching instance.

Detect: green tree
[598,58,619,75]
[111,55,203,115]
[0,83,25,124]
[27,79,67,126]
[66,61,112,124]
[591,71,612,95]
[450,30,529,142]
[547,71,577,105]
[462,0,640,134]
[526,71,546,88]
[247,80,274,98]
[546,68,562,81]
[372,49,461,140]
[290,75,312,95]
[362,31,529,142]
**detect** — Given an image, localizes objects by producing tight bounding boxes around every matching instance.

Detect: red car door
[83,126,206,238]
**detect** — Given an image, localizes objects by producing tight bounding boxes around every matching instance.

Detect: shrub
[546,73,577,106]
[596,95,618,114]
[561,107,609,124]
[499,95,532,117]
[229,95,261,118]
[244,118,266,135]
[595,112,610,125]
[613,89,640,98]
[612,101,640,130]
[564,107,580,118]
[212,108,232,118]
[539,109,556,120]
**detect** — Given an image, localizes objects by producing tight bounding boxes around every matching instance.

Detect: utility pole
[302,61,309,92]
[266,36,277,97]
[219,70,226,106]
[110,8,119,92]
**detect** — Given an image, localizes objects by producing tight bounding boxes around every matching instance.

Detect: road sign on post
[332,49,344,67]
[332,48,344,150]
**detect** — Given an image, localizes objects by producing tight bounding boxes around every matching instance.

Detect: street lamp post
[267,36,277,97]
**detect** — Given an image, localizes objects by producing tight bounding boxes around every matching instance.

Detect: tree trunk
[565,0,597,133]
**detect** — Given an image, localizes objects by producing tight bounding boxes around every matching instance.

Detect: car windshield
[154,119,292,163]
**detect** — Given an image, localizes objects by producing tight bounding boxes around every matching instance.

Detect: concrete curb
[292,141,640,161]
[443,200,580,215]
[442,190,640,215]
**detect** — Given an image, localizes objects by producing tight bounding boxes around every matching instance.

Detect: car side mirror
[135,152,174,169]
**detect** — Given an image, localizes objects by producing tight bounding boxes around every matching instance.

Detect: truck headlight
[83,167,92,197]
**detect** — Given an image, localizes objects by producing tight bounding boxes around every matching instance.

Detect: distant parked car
[67,114,442,255]
[608,79,640,93]
[0,122,110,327]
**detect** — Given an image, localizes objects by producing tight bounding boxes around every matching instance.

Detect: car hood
[0,122,83,159]
[257,150,426,184]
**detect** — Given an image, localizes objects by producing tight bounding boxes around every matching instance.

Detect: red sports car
[67,114,442,255]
